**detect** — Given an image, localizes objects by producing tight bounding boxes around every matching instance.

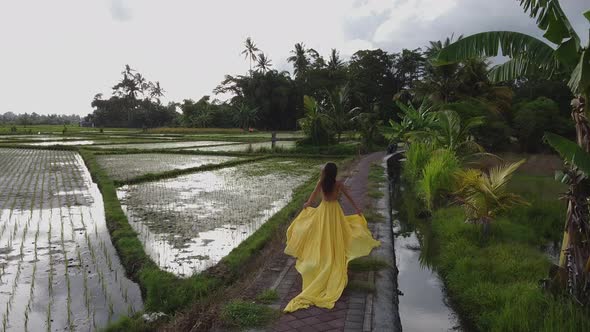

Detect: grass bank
[79,148,321,329]
[421,174,590,331]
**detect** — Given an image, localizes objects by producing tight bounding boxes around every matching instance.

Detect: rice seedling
[0,148,142,331]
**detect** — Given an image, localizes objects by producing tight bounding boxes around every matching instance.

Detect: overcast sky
[0,0,587,116]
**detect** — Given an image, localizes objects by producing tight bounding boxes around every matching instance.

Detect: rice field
[0,136,86,142]
[0,148,142,332]
[117,159,323,277]
[183,141,296,152]
[24,140,98,146]
[90,141,239,150]
[96,153,240,182]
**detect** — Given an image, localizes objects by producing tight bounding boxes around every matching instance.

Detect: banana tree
[437,0,590,303]
[545,132,590,303]
[389,100,437,143]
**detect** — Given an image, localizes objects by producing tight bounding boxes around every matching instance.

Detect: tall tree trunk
[557,95,590,304]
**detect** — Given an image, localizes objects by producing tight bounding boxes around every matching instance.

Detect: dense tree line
[0,112,80,126]
[85,65,179,128]
[83,38,574,153]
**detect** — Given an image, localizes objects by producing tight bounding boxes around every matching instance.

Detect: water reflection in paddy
[117,159,322,277]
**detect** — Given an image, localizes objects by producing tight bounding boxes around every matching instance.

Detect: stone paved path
[267,152,386,332]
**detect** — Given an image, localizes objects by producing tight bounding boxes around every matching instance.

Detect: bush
[417,149,459,211]
[298,96,334,146]
[403,142,435,184]
[512,97,573,152]
[424,175,590,331]
[447,100,512,152]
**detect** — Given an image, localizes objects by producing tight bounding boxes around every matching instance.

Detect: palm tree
[327,49,344,71]
[241,37,259,75]
[436,0,590,302]
[256,53,272,73]
[424,110,485,154]
[327,84,357,143]
[299,95,333,145]
[233,103,259,130]
[350,103,383,150]
[287,43,310,79]
[149,81,165,104]
[454,160,528,236]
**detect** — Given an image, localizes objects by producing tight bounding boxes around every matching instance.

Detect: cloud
[110,0,132,22]
[0,0,588,116]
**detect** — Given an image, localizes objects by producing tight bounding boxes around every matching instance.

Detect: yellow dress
[283,200,380,312]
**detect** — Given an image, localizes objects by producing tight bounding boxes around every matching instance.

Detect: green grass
[255,289,279,304]
[103,314,156,332]
[220,300,280,329]
[424,174,590,331]
[79,148,320,330]
[348,257,389,272]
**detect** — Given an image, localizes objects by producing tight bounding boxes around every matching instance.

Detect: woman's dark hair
[322,162,338,194]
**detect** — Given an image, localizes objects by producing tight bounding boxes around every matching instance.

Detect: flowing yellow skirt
[283,200,380,312]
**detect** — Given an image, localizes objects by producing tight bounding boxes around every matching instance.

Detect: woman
[284,162,380,312]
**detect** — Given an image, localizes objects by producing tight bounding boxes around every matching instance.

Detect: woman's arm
[341,182,362,214]
[303,180,321,208]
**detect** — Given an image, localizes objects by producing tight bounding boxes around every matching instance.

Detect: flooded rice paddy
[90,141,238,150]
[183,141,296,152]
[96,153,240,182]
[24,140,98,146]
[117,159,322,277]
[0,148,142,332]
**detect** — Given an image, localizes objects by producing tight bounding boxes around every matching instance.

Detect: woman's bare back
[322,180,343,201]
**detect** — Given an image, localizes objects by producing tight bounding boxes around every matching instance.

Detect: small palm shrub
[454,160,528,235]
[298,95,334,145]
[403,142,435,184]
[417,149,460,211]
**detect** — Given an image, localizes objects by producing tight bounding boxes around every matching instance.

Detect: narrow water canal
[387,154,462,332]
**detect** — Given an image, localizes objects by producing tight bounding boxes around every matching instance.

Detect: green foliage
[350,103,385,150]
[389,100,436,143]
[255,289,279,304]
[454,160,528,232]
[417,149,460,211]
[426,109,485,155]
[403,142,435,184]
[513,97,572,152]
[214,70,301,131]
[544,132,590,177]
[88,65,176,128]
[103,314,155,332]
[298,95,334,145]
[447,100,513,151]
[220,300,280,329]
[426,174,590,331]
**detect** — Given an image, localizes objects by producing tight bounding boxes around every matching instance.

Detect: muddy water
[97,153,239,182]
[183,140,296,152]
[388,159,461,332]
[91,141,239,150]
[25,140,97,146]
[0,148,142,332]
[117,159,323,277]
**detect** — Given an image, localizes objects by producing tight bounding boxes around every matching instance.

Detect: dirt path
[260,152,386,332]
